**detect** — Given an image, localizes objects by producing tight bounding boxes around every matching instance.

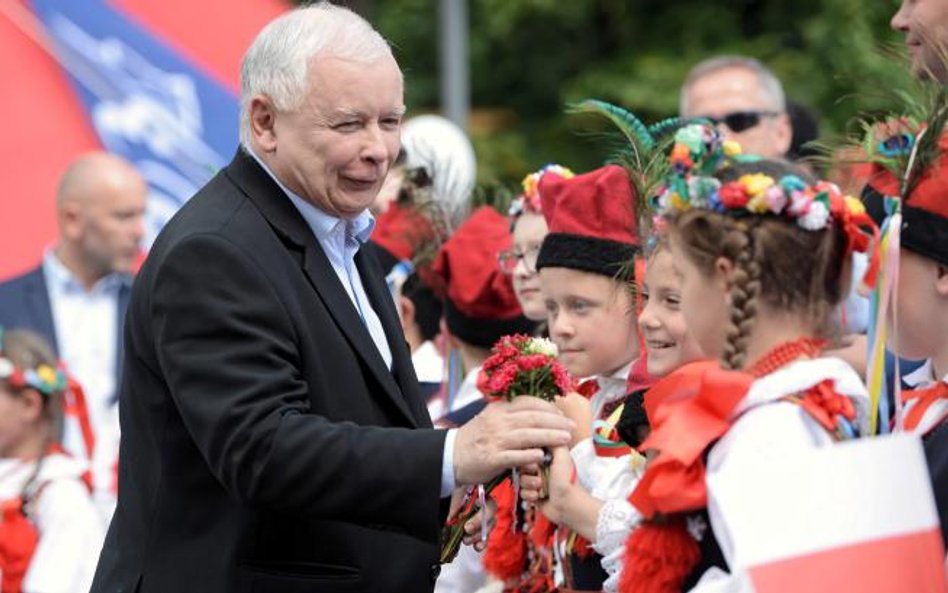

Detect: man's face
[267,54,405,219]
[681,66,792,159]
[892,0,948,82]
[73,172,146,277]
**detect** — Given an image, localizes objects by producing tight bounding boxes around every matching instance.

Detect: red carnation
[517,354,550,372]
[487,362,519,398]
[552,363,573,395]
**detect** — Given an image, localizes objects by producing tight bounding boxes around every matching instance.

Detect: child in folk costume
[0,329,104,593]
[864,118,948,551]
[606,124,879,592]
[430,206,538,429]
[429,206,537,593]
[500,166,574,324]
[477,166,573,593]
[525,234,706,593]
[529,163,647,592]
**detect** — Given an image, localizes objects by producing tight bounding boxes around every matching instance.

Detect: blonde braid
[721,222,761,370]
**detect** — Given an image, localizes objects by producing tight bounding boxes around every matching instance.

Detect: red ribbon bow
[795,379,856,433]
[629,360,754,518]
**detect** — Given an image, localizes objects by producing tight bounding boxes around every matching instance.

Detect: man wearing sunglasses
[679,55,792,159]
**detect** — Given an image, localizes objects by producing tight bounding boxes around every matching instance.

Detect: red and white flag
[708,433,947,593]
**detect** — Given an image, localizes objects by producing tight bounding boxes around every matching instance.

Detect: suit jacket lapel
[301,244,417,426]
[24,269,58,355]
[114,283,130,397]
[223,149,417,427]
[356,250,432,428]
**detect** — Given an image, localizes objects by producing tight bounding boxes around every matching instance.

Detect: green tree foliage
[364,0,907,183]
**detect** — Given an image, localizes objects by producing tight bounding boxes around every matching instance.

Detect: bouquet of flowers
[441,334,573,564]
[476,335,572,402]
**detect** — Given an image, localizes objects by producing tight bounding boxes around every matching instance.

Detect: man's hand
[453,397,573,486]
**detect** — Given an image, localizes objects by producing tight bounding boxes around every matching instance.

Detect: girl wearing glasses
[499,166,574,323]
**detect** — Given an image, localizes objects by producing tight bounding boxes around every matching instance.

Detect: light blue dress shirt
[246,149,456,496]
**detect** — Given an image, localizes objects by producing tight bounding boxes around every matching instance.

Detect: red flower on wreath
[719,181,750,209]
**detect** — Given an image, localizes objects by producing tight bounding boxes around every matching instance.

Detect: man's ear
[249,95,279,153]
[59,200,83,242]
[774,112,793,157]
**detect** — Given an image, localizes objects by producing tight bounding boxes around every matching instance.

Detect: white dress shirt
[246,148,456,497]
[43,250,125,521]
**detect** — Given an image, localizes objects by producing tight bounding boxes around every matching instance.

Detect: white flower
[0,358,13,378]
[798,201,830,231]
[525,337,558,357]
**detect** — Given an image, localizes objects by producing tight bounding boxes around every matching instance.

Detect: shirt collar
[43,250,127,294]
[244,147,375,244]
[595,360,634,392]
[904,359,936,389]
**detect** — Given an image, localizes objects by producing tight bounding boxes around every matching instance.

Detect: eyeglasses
[703,110,780,133]
[498,245,541,274]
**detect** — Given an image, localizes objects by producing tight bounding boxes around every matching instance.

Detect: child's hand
[461,497,497,551]
[519,446,574,524]
[555,393,593,446]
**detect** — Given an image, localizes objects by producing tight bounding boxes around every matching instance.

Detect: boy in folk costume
[478,165,573,593]
[608,124,878,592]
[0,328,104,593]
[526,163,648,592]
[524,234,706,593]
[430,206,538,429]
[429,206,536,593]
[865,116,948,551]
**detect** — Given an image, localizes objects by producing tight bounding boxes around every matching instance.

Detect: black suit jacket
[0,264,129,391]
[90,150,448,593]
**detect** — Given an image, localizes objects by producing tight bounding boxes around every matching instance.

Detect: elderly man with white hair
[88,4,573,593]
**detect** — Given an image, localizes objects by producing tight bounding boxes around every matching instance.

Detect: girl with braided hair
[607,124,879,592]
[0,329,104,593]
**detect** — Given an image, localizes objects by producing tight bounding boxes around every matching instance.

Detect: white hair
[679,55,786,116]
[239,2,396,146]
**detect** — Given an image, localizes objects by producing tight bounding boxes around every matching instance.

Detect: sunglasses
[703,110,780,133]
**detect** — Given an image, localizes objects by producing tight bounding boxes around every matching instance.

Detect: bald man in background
[0,152,147,522]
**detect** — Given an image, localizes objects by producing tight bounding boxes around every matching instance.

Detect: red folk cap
[535,164,641,277]
[865,132,948,267]
[432,207,536,347]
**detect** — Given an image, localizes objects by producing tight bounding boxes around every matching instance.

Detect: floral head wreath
[0,327,68,396]
[0,327,98,458]
[508,164,574,219]
[654,123,880,289]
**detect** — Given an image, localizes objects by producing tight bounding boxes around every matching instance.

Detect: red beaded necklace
[745,337,828,378]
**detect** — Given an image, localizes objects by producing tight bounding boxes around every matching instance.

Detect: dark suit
[0,264,129,390]
[90,149,448,593]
